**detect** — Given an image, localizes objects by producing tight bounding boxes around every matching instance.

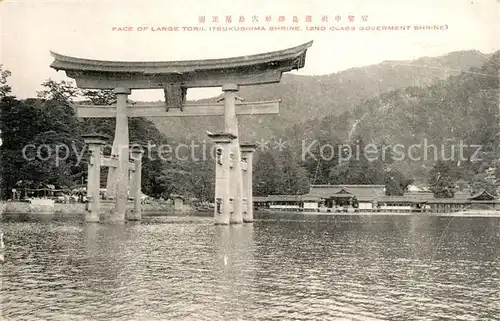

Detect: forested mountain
[153,49,499,192]
[153,50,491,142]
[0,49,498,200]
[334,50,499,184]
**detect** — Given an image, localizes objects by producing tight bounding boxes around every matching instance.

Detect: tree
[81,89,115,105]
[471,177,497,196]
[37,79,81,102]
[428,160,457,198]
[385,168,414,196]
[19,130,85,189]
[276,150,310,195]
[0,65,12,98]
[1,80,92,196]
[253,151,282,196]
[328,138,386,185]
[1,97,46,198]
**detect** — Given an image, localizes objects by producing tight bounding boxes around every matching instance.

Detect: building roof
[405,191,472,201]
[301,195,322,202]
[468,190,496,201]
[253,187,500,205]
[454,191,471,200]
[426,199,472,204]
[377,196,417,203]
[405,191,436,200]
[254,195,323,202]
[308,185,385,201]
[266,195,302,202]
[49,41,313,89]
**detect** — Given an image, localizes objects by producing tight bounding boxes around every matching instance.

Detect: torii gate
[49,41,313,223]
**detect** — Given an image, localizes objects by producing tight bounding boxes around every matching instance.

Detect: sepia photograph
[0,0,499,320]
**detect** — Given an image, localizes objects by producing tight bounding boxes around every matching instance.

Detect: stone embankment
[1,200,194,215]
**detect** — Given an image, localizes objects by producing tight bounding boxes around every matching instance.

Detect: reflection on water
[1,214,499,320]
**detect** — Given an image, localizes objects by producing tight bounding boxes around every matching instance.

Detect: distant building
[407,184,423,192]
[306,185,385,210]
[253,196,269,209]
[267,195,301,211]
[253,194,322,212]
[252,184,500,213]
[302,195,322,211]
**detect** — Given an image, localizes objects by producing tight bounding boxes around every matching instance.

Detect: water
[1,213,500,320]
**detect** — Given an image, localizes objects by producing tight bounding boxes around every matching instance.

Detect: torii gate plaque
[50,41,313,223]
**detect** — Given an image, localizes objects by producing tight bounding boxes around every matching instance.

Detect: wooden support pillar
[106,87,131,222]
[240,144,256,223]
[208,132,236,225]
[125,167,135,220]
[82,134,108,223]
[128,146,144,221]
[222,84,244,225]
[128,168,134,197]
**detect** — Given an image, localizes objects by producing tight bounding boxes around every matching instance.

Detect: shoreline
[2,209,500,218]
[2,201,500,218]
[256,210,500,217]
[0,201,195,216]
[3,199,500,219]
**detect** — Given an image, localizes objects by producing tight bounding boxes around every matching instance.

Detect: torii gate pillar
[82,133,108,223]
[222,84,244,224]
[127,146,144,221]
[106,87,131,222]
[208,132,237,225]
[240,144,257,223]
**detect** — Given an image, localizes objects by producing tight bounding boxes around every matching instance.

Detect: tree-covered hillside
[153,50,491,142]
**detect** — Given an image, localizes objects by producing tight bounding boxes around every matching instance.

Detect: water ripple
[1,215,499,320]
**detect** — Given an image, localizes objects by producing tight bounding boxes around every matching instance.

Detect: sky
[1,0,499,101]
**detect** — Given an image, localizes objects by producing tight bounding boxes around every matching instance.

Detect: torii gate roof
[50,41,313,89]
